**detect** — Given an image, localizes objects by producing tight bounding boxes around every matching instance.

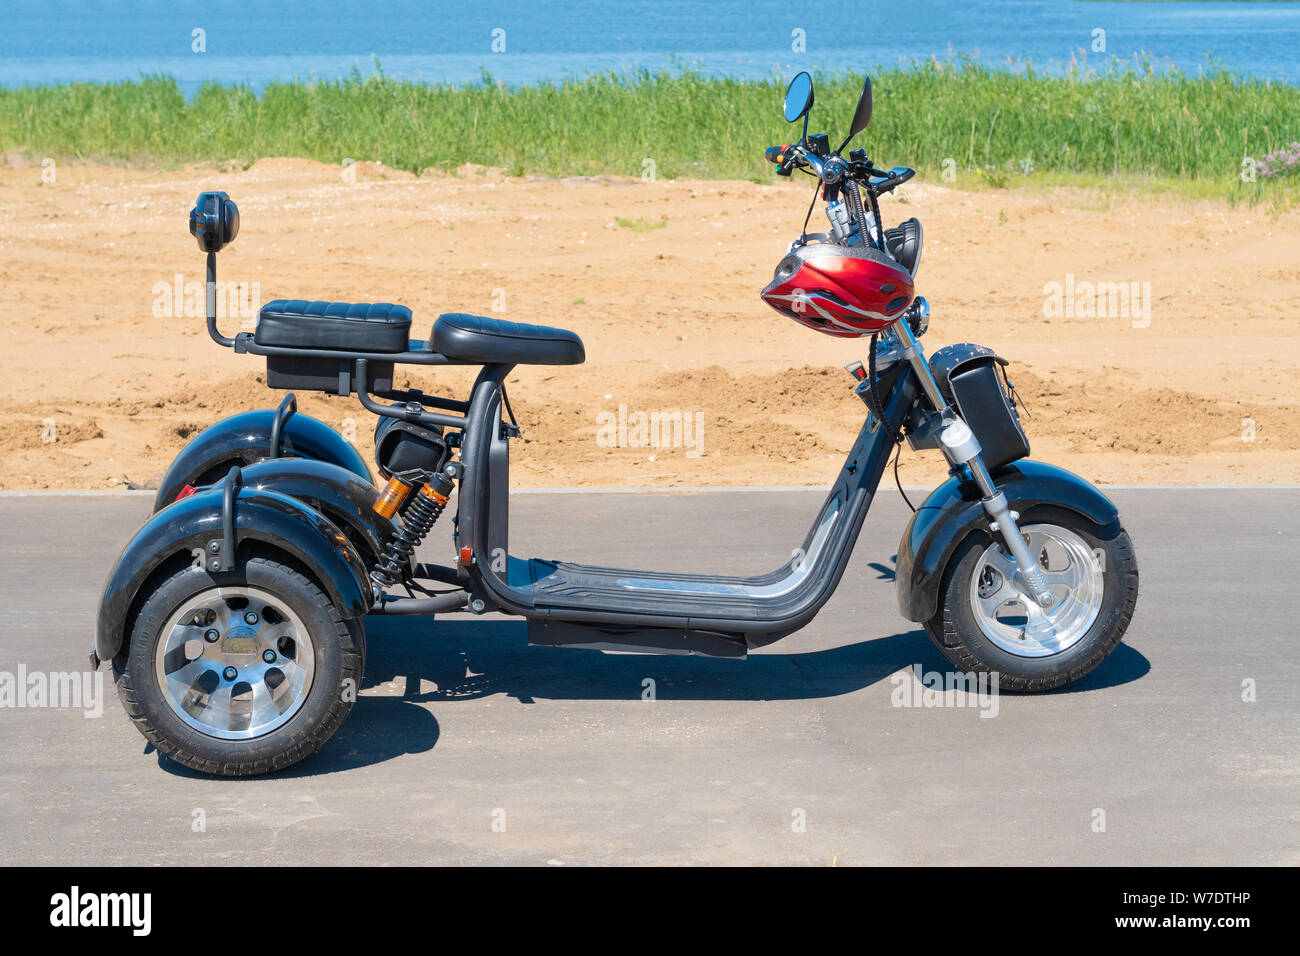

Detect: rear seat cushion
[255,300,412,353]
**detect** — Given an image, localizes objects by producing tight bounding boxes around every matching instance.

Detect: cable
[500,385,519,429]
[799,177,819,241]
[404,576,461,598]
[893,440,916,513]
[866,332,902,446]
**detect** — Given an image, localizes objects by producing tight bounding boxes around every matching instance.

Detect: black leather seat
[431,313,585,366]
[255,300,412,353]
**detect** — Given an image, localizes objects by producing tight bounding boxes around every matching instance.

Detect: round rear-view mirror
[783,72,814,123]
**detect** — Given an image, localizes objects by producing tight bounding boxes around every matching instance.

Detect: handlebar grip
[765,145,786,165]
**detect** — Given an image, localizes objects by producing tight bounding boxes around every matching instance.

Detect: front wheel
[113,554,365,776]
[925,505,1138,692]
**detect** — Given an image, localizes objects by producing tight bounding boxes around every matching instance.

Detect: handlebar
[867,166,915,191]
[765,141,913,193]
[765,143,823,177]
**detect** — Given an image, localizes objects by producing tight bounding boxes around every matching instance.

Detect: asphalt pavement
[0,486,1295,865]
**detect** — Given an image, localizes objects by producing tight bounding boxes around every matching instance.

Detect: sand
[0,156,1296,491]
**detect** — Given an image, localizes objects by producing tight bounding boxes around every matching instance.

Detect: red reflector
[176,484,199,501]
[458,546,474,567]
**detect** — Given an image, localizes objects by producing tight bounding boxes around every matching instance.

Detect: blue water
[3,0,1299,92]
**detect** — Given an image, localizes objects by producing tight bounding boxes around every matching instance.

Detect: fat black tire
[113,555,365,776]
[924,505,1138,692]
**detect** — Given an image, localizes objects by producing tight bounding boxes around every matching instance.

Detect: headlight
[906,296,930,337]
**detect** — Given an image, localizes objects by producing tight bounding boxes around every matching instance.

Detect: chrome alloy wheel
[969,524,1104,658]
[153,586,316,739]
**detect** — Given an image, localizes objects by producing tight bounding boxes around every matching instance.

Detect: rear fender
[153,405,372,511]
[895,460,1120,622]
[97,484,372,663]
[239,457,393,568]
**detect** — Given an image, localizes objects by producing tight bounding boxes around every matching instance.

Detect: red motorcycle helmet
[760,241,915,337]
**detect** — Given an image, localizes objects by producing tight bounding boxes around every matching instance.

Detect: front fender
[97,485,372,663]
[895,460,1120,623]
[153,407,372,511]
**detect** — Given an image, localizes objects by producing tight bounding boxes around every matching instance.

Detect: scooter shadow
[155,618,1148,779]
[358,616,1149,699]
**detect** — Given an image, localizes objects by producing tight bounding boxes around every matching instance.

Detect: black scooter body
[451,364,920,657]
[96,189,1118,667]
[91,71,1141,776]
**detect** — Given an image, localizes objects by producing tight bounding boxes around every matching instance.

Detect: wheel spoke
[166,655,208,687]
[161,638,197,676]
[227,682,254,733]
[262,669,294,716]
[983,546,1019,580]
[1023,598,1053,634]
[1043,567,1080,588]
[977,580,1015,618]
[178,667,219,719]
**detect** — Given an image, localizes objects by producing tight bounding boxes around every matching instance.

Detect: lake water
[3,0,1299,92]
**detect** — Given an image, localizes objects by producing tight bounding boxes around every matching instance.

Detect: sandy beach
[1,157,1296,490]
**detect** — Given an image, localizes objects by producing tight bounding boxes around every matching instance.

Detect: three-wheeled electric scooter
[94,72,1138,776]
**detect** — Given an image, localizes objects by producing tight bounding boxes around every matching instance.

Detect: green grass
[1,59,1297,196]
[616,216,668,231]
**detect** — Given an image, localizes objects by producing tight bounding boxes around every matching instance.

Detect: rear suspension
[370,471,454,590]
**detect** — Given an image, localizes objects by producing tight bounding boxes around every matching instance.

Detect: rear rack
[229,330,474,367]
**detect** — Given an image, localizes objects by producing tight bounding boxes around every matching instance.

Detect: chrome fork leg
[889,319,1055,609]
[967,459,1055,608]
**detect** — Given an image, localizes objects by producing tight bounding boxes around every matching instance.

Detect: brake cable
[893,442,915,513]
[865,188,887,251]
[500,385,520,432]
[799,176,820,242]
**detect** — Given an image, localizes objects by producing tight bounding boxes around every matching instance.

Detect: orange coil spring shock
[372,474,414,519]
[371,473,454,589]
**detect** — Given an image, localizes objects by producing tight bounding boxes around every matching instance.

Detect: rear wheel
[925,506,1137,692]
[113,555,364,776]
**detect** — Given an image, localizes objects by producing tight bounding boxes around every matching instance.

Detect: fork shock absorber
[370,472,455,589]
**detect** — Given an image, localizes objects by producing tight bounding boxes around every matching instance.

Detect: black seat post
[189,190,240,348]
[205,250,234,347]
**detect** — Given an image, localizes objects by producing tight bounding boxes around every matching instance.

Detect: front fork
[888,318,1055,608]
